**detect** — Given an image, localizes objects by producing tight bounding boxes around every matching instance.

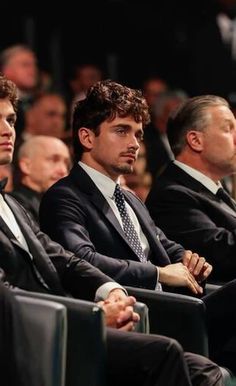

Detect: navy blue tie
[113,184,146,262]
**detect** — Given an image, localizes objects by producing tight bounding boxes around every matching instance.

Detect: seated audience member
[0,74,223,386]
[40,79,236,373]
[23,93,67,139]
[11,135,71,222]
[69,63,103,103]
[144,90,187,179]
[142,75,168,109]
[146,95,236,283]
[0,44,39,136]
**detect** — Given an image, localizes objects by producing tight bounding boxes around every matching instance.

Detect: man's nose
[0,122,14,137]
[128,135,140,150]
[57,162,68,177]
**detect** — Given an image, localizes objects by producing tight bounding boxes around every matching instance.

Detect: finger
[187,253,200,273]
[123,296,136,307]
[198,263,213,281]
[182,250,192,267]
[118,321,135,332]
[193,257,205,276]
[132,312,140,323]
[187,274,203,294]
[117,306,134,325]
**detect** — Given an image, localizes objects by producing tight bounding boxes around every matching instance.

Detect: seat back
[14,290,106,386]
[15,295,67,386]
[133,301,150,333]
[125,286,209,356]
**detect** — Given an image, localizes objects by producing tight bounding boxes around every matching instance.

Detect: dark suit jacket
[0,194,112,300]
[39,164,185,289]
[146,162,236,281]
[11,184,42,224]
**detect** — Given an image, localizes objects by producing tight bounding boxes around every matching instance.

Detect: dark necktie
[113,184,147,262]
[216,187,236,211]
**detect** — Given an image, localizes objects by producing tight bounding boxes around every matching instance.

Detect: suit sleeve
[39,188,158,289]
[14,201,114,300]
[147,185,236,278]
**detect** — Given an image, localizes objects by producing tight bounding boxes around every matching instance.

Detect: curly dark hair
[72,79,150,161]
[0,74,18,112]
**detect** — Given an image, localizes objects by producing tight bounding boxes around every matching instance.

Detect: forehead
[207,104,235,121]
[10,51,36,65]
[0,98,15,114]
[36,96,66,110]
[103,115,143,129]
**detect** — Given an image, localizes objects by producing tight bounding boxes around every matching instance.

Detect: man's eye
[7,119,15,127]
[117,128,126,134]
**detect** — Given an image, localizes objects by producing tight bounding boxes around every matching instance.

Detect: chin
[0,156,12,166]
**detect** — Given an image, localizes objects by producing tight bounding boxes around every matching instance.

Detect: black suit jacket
[39,164,185,289]
[10,184,42,223]
[0,194,112,300]
[146,162,236,281]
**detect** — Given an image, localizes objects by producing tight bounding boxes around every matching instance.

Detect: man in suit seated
[0,75,223,386]
[40,79,236,373]
[146,94,236,284]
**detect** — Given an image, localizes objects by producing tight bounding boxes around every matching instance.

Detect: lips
[121,153,136,161]
[0,142,13,149]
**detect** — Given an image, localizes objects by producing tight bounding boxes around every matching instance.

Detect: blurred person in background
[0,45,39,135]
[11,135,70,222]
[142,76,168,109]
[144,90,187,179]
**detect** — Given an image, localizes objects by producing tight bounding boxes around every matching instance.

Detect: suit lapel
[3,195,65,294]
[166,163,236,218]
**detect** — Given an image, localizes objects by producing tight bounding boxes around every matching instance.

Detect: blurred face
[143,79,167,107]
[21,139,70,192]
[197,105,236,179]
[79,116,143,181]
[29,95,66,138]
[4,51,37,91]
[0,98,16,166]
[71,66,102,95]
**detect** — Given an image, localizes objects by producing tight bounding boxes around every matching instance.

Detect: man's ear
[186,130,204,152]
[78,127,95,151]
[18,157,31,176]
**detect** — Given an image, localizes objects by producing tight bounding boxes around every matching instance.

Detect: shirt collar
[174,160,221,194]
[79,161,119,198]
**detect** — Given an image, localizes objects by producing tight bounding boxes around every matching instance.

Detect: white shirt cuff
[155,267,162,291]
[95,282,127,301]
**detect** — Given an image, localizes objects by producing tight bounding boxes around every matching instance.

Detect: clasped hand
[98,294,140,331]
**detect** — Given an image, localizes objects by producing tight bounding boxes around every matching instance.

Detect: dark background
[0,1,220,95]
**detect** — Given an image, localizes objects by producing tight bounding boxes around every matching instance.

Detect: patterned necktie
[216,187,236,210]
[113,184,146,262]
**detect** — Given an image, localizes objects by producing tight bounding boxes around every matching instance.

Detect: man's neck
[176,155,221,182]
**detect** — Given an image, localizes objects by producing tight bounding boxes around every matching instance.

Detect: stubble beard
[111,163,134,176]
